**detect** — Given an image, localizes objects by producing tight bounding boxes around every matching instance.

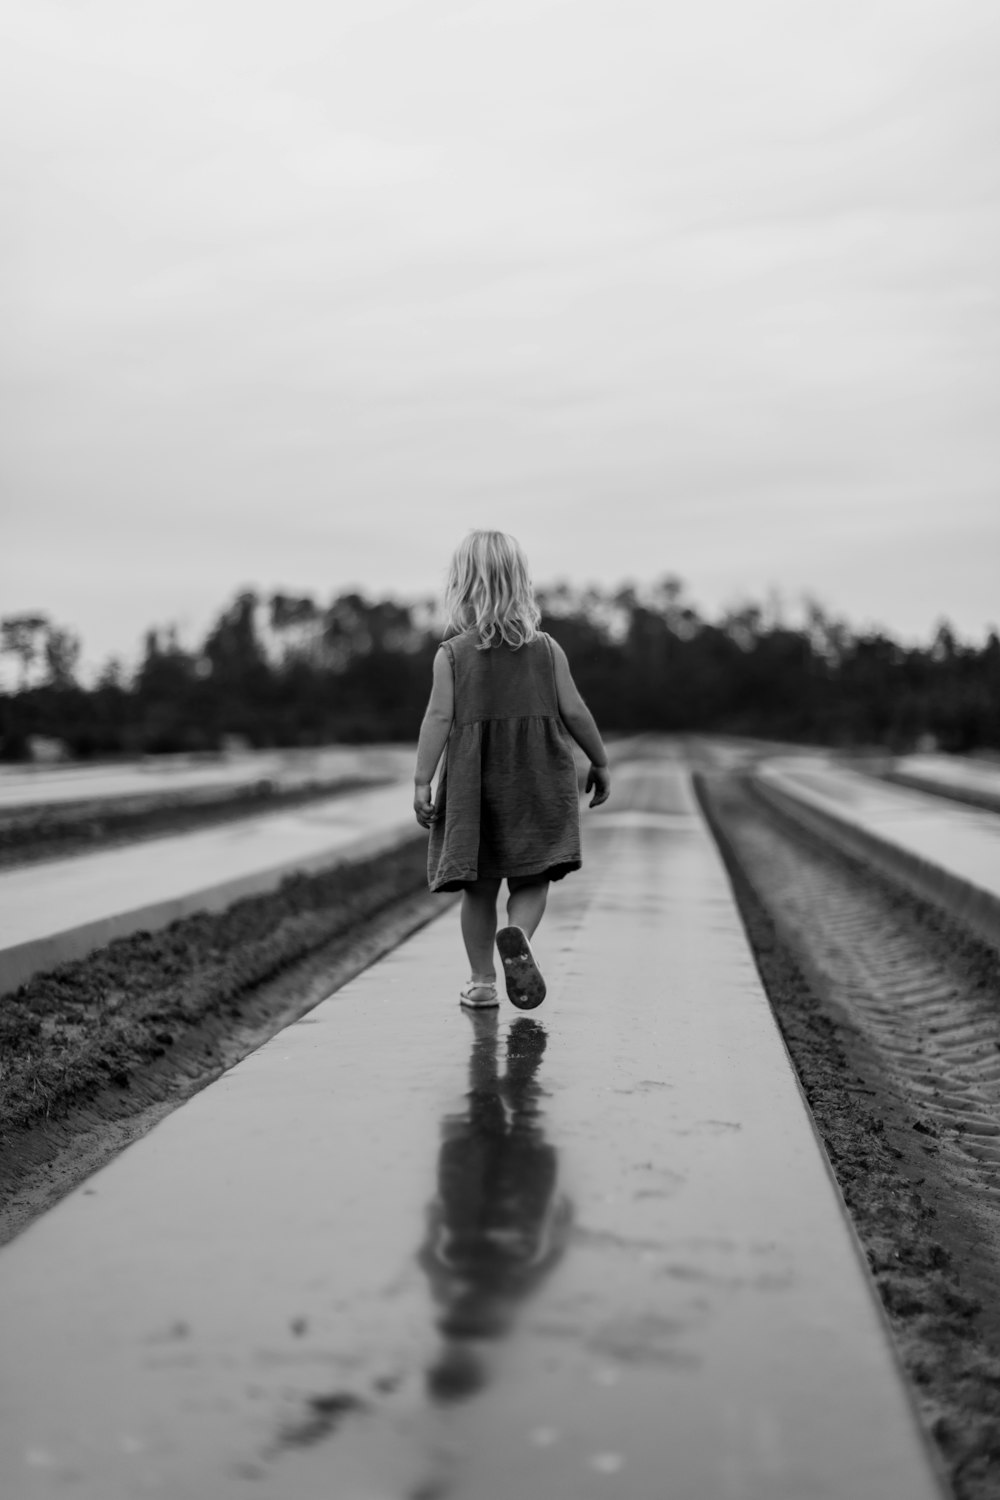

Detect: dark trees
[0,584,997,759]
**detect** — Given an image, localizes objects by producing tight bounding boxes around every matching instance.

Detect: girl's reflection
[419,1015,572,1403]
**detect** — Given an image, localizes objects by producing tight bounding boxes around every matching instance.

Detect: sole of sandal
[496,926,547,1010]
[459,995,500,1010]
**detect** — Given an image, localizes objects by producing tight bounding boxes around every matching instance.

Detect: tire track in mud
[699,772,1000,1500]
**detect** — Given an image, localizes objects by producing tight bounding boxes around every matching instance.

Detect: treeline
[1,581,998,760]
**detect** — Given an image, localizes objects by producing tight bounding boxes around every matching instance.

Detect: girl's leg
[461,878,502,981]
[506,878,549,939]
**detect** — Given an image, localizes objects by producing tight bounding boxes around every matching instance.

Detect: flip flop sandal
[496,926,547,1010]
[459,980,499,1009]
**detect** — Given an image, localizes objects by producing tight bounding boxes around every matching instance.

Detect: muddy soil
[0,834,453,1246]
[0,775,389,870]
[698,772,1000,1500]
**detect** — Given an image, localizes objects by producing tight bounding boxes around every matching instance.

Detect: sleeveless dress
[427,630,582,893]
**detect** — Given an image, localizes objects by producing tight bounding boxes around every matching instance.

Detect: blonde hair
[445,530,541,649]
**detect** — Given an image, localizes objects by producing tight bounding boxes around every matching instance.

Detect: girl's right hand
[586,764,611,808]
[414,783,437,828]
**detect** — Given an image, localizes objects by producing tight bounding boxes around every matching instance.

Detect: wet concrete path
[0,757,943,1498]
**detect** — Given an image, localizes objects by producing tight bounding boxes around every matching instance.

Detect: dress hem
[429,855,581,894]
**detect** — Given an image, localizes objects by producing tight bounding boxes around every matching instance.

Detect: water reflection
[419,1015,572,1403]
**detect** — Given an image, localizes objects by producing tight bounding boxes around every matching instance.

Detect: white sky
[2,0,998,673]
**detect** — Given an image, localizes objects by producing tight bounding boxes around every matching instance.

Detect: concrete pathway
[0,758,942,1499]
[756,755,1000,950]
[0,783,414,996]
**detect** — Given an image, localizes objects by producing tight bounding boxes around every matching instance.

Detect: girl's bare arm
[413,647,454,826]
[549,638,611,806]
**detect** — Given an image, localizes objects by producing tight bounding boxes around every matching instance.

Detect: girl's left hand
[414,783,437,828]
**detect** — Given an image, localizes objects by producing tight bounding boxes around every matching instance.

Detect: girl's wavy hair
[445,530,541,649]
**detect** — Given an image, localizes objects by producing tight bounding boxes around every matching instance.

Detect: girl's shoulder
[441,627,476,650]
[438,629,478,666]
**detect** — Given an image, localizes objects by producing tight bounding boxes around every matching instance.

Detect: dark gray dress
[427,630,582,893]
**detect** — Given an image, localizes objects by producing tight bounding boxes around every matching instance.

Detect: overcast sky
[2,0,998,673]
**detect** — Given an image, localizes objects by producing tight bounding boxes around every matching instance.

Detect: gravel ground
[698,771,1000,1500]
[0,834,452,1245]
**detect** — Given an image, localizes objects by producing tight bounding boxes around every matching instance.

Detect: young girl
[414,530,610,1011]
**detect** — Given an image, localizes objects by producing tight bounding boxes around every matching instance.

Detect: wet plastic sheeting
[0,782,415,994]
[0,746,414,810]
[759,756,1000,904]
[894,753,1000,799]
[0,762,943,1498]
